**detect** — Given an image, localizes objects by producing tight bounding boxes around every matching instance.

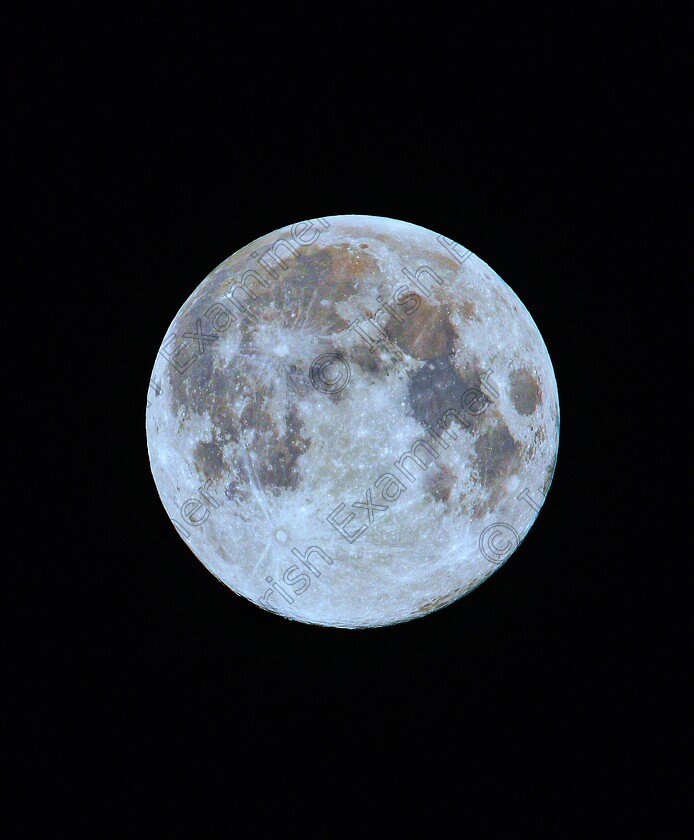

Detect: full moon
[146,215,559,628]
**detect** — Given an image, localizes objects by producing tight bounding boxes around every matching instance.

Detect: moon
[146,215,559,628]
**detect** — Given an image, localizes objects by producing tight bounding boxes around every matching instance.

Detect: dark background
[17,8,685,834]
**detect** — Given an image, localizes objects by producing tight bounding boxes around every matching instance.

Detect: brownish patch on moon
[405,353,488,429]
[286,362,312,398]
[289,243,378,292]
[194,438,227,482]
[350,342,387,377]
[267,243,378,333]
[474,422,521,489]
[425,464,457,502]
[209,366,273,444]
[415,588,465,614]
[387,299,458,360]
[240,399,274,434]
[526,424,547,461]
[167,345,215,418]
[167,330,313,495]
[463,300,477,321]
[468,421,523,518]
[253,404,311,491]
[419,248,461,275]
[414,574,484,615]
[323,243,379,281]
[509,368,542,415]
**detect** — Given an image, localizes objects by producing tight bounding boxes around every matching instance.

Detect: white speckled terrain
[146,215,559,628]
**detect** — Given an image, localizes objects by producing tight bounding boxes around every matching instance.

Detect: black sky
[13,8,686,835]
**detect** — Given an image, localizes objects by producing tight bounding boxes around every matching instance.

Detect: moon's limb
[146,215,559,628]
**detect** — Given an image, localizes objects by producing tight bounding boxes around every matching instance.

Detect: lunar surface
[146,215,559,628]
